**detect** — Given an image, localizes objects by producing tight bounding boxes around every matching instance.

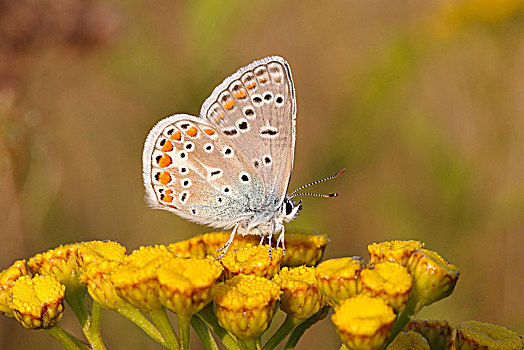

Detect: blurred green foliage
[0,0,522,348]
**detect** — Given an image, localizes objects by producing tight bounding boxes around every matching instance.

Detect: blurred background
[0,0,522,348]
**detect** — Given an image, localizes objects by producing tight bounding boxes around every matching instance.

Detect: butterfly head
[282,197,302,223]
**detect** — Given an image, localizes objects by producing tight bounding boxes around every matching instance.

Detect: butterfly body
[143,56,302,250]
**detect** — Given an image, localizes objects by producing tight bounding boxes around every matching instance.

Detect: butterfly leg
[276,225,286,257]
[267,223,275,261]
[259,234,265,245]
[215,224,239,260]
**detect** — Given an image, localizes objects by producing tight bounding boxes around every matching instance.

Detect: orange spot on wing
[158,154,172,168]
[234,90,247,99]
[218,112,225,119]
[185,126,198,137]
[158,172,171,185]
[171,131,182,141]
[163,194,174,203]
[247,82,257,89]
[259,78,268,83]
[165,189,173,195]
[223,100,236,110]
[203,128,216,136]
[161,140,173,152]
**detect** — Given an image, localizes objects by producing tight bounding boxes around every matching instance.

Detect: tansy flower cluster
[0,232,522,350]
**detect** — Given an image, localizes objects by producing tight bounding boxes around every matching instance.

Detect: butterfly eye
[285,201,293,215]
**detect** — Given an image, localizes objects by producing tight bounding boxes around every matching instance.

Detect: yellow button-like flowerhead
[27,244,83,292]
[406,249,459,307]
[168,236,207,258]
[10,275,65,329]
[77,240,127,269]
[0,260,30,317]
[220,245,282,279]
[200,232,259,257]
[111,245,174,311]
[281,230,329,267]
[157,257,223,315]
[360,262,412,312]
[332,295,396,350]
[273,266,322,320]
[455,320,524,350]
[214,274,281,340]
[368,240,424,266]
[386,331,430,350]
[81,260,126,310]
[315,257,363,306]
[406,319,454,350]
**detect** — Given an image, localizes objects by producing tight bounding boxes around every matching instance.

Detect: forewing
[143,114,266,229]
[200,56,296,207]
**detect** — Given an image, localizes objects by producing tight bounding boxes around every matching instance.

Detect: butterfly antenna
[289,168,346,198]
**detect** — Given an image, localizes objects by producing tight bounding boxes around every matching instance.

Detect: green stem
[44,325,86,350]
[91,301,102,335]
[191,315,219,350]
[148,307,179,350]
[197,303,241,350]
[178,314,192,350]
[383,295,420,349]
[238,338,259,350]
[115,303,167,347]
[283,306,330,350]
[264,314,302,350]
[66,288,106,350]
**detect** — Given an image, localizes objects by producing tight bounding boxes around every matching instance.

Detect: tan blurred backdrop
[0,0,522,348]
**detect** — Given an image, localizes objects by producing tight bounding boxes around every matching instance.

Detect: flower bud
[360,262,412,312]
[368,240,424,266]
[455,320,523,350]
[406,319,454,350]
[214,274,281,340]
[280,230,328,267]
[315,257,363,306]
[81,260,127,310]
[10,275,65,329]
[157,257,222,315]
[332,295,396,350]
[386,331,430,350]
[0,260,30,317]
[220,245,282,280]
[273,266,322,320]
[406,249,459,308]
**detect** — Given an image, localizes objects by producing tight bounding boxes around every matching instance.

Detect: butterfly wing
[199,56,296,209]
[143,114,267,229]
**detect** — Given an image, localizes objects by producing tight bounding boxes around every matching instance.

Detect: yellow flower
[81,260,126,310]
[406,319,454,350]
[77,240,127,269]
[156,257,222,315]
[455,320,524,350]
[360,262,412,312]
[169,236,207,258]
[386,331,430,350]
[332,295,396,350]
[273,266,322,320]
[406,249,459,308]
[111,245,174,311]
[200,231,259,257]
[214,274,281,340]
[10,275,65,329]
[0,260,30,317]
[368,240,424,266]
[281,230,329,267]
[315,257,363,306]
[220,245,282,280]
[27,244,83,292]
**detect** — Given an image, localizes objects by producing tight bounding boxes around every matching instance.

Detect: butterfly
[143,56,344,259]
